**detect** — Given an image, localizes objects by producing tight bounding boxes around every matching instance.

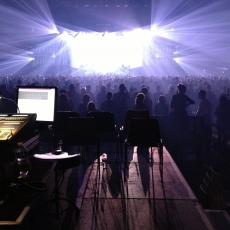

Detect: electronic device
[0,114,36,142]
[16,86,58,124]
[0,113,37,162]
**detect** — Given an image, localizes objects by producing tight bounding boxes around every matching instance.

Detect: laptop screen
[16,86,57,123]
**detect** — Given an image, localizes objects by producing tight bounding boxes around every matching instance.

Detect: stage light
[73,32,79,38]
[151,25,159,36]
[69,28,143,73]
[49,28,59,34]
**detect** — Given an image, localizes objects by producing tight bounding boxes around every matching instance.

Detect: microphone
[0,96,20,113]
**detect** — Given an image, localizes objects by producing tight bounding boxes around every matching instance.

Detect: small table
[0,160,56,226]
[33,152,81,218]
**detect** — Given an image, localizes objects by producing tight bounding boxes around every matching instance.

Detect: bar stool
[33,152,81,219]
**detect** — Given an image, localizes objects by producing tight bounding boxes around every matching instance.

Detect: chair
[64,117,100,164]
[119,110,150,160]
[53,111,79,142]
[124,118,163,181]
[86,111,116,138]
[87,112,118,160]
[123,110,150,133]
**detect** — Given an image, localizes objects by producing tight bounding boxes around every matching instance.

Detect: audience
[87,101,100,113]
[57,93,73,111]
[113,84,130,127]
[86,85,95,103]
[96,85,106,108]
[67,83,80,112]
[196,90,212,154]
[133,93,148,111]
[154,95,169,116]
[1,74,230,152]
[78,94,90,117]
[196,90,211,122]
[100,92,117,115]
[60,89,75,111]
[152,85,164,108]
[141,87,153,115]
[170,83,195,125]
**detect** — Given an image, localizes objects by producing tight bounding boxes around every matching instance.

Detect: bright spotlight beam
[0,58,33,75]
[149,0,230,75]
[0,0,58,45]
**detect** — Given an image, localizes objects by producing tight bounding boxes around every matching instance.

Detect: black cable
[23,181,48,192]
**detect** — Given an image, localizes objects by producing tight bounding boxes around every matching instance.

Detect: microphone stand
[0,96,20,113]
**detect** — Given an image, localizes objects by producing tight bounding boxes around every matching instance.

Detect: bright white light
[62,31,68,36]
[68,29,147,72]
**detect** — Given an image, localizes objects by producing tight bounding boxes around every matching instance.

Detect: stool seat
[34,152,80,160]
[33,152,81,219]
[34,152,81,170]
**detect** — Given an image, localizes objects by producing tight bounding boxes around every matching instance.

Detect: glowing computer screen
[16,86,57,123]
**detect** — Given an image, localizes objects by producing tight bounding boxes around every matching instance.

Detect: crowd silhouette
[0,74,230,155]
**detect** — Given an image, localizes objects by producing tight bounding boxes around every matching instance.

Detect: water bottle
[53,140,63,155]
[58,140,63,151]
[15,143,28,163]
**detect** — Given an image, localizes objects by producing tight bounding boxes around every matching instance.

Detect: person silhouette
[79,94,90,117]
[87,101,101,113]
[112,84,130,128]
[57,93,73,111]
[67,83,80,112]
[100,92,117,114]
[196,90,212,154]
[169,83,195,159]
[170,83,195,120]
[133,93,148,111]
[154,95,169,116]
[141,87,152,114]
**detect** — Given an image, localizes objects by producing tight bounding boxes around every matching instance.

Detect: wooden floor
[22,143,230,230]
